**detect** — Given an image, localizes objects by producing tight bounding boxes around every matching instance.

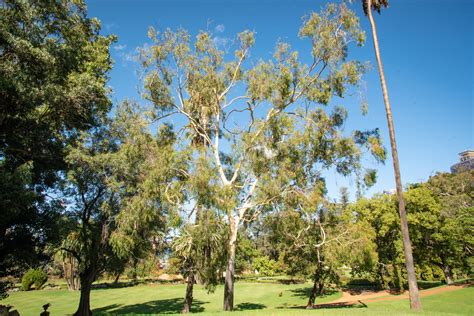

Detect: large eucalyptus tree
[141,3,385,310]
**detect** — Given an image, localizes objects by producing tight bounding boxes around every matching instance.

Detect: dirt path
[313,285,468,308]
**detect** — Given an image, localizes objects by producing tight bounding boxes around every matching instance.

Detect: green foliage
[349,194,407,289]
[252,256,277,276]
[109,101,183,263]
[59,100,183,304]
[362,0,389,15]
[261,202,376,301]
[235,233,260,274]
[21,269,47,291]
[423,171,473,278]
[140,0,385,212]
[172,210,227,292]
[350,171,474,288]
[0,0,115,280]
[140,7,385,310]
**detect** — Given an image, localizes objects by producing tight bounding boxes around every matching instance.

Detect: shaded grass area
[1,282,472,315]
[94,298,207,314]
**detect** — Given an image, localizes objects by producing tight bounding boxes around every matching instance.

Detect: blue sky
[87,0,473,201]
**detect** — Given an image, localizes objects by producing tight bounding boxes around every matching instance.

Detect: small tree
[266,200,376,308]
[61,102,181,315]
[172,209,226,313]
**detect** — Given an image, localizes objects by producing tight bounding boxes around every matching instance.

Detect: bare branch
[223,95,250,109]
[218,48,248,101]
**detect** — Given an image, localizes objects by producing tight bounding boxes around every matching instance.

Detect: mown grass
[1,281,472,315]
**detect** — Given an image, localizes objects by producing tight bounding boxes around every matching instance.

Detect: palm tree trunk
[366,0,421,310]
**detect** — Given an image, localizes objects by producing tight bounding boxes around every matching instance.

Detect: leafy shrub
[21,269,48,291]
[252,256,277,276]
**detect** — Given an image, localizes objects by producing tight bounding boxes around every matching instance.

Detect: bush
[21,269,48,291]
[252,256,277,276]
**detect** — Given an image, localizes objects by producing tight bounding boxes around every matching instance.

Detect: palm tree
[362,0,421,310]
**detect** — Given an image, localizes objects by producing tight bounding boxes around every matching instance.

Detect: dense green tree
[61,102,181,315]
[62,122,118,316]
[350,172,473,288]
[0,0,115,290]
[423,171,473,283]
[141,3,384,310]
[349,194,406,289]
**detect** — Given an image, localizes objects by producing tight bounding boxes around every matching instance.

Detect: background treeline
[225,170,473,291]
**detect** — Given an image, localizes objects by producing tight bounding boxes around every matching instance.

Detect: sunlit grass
[2,281,472,315]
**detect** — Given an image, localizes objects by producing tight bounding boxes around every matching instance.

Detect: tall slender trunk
[74,272,94,316]
[182,271,195,314]
[223,223,238,311]
[366,0,421,310]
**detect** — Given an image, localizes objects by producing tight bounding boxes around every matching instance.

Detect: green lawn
[2,282,472,315]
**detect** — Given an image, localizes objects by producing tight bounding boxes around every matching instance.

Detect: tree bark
[306,278,319,309]
[63,260,71,290]
[113,272,121,285]
[378,263,386,289]
[71,257,79,290]
[366,0,421,310]
[318,282,324,296]
[223,225,238,311]
[182,271,195,314]
[132,257,138,281]
[74,272,94,316]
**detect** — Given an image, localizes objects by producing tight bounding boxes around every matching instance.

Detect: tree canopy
[0,0,115,284]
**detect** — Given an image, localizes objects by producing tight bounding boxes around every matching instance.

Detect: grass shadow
[93,304,121,314]
[313,300,368,309]
[285,300,368,310]
[93,298,207,314]
[235,302,266,311]
[289,287,338,299]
